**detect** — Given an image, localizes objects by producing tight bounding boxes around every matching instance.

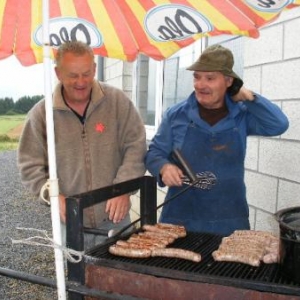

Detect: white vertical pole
[155,60,164,130]
[42,0,66,299]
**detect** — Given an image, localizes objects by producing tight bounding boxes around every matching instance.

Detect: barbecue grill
[66,176,300,300]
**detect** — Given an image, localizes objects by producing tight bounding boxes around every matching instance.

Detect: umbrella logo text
[246,0,293,12]
[33,17,102,48]
[145,5,213,42]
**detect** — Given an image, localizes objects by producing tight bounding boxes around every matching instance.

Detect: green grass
[0,140,19,151]
[0,115,26,152]
[0,115,26,135]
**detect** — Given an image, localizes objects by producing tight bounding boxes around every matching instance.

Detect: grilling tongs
[96,149,217,241]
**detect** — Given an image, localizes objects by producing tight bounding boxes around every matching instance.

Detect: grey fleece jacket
[17,80,146,228]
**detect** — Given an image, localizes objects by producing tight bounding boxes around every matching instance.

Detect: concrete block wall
[102,57,141,222]
[243,7,300,234]
[103,57,133,99]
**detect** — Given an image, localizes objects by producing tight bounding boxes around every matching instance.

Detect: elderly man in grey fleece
[17,41,146,249]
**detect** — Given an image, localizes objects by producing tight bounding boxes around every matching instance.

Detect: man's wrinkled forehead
[193,71,225,77]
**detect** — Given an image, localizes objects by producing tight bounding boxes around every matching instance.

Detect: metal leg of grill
[66,176,157,299]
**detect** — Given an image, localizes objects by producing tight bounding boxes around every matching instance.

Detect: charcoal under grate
[84,231,300,296]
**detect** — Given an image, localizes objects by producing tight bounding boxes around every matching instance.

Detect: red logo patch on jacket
[95,122,105,133]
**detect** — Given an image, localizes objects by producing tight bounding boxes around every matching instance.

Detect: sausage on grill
[212,250,261,267]
[109,244,152,258]
[141,230,175,244]
[127,237,166,249]
[212,230,280,266]
[131,233,170,246]
[142,224,179,239]
[155,223,187,238]
[116,240,154,249]
[151,248,201,262]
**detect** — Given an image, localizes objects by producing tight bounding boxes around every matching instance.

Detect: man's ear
[54,67,61,80]
[226,76,234,87]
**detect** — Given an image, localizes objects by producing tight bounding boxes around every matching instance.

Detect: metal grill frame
[66,175,300,300]
[65,175,157,300]
[84,231,300,297]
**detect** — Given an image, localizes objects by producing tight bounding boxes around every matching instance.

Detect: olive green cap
[187,44,243,94]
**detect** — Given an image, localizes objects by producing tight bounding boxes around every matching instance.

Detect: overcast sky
[1,56,49,101]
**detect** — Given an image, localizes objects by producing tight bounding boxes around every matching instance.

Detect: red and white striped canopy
[1,0,300,66]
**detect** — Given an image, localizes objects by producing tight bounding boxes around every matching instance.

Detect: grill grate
[85,231,300,296]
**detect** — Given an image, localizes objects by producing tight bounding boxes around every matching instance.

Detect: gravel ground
[0,150,58,299]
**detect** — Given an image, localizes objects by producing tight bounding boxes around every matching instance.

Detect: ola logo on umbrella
[145,5,213,42]
[33,17,102,49]
[245,0,292,12]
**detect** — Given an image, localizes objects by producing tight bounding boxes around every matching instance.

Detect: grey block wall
[243,7,300,234]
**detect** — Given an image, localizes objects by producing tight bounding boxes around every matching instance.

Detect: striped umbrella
[1,1,300,299]
[1,0,300,66]
[0,0,16,60]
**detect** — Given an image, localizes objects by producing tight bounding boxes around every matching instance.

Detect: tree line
[0,95,44,115]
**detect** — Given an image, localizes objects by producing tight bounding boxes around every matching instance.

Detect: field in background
[0,115,26,151]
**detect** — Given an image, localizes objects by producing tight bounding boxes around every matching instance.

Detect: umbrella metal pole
[43,0,67,299]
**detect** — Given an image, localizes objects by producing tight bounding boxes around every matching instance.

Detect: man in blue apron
[145,44,289,236]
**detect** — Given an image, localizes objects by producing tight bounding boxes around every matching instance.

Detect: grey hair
[55,41,94,67]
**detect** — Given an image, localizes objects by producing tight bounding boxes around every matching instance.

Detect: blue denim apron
[160,120,250,236]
